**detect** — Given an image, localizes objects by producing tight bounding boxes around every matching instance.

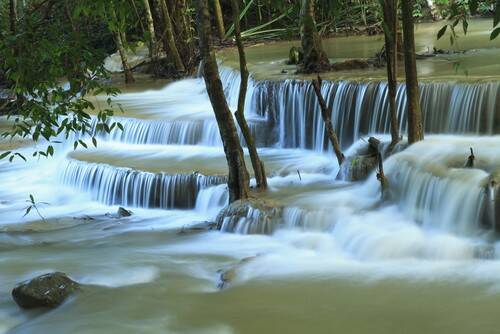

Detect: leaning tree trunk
[159,0,185,73]
[197,0,250,203]
[9,0,17,35]
[109,7,135,84]
[401,0,424,143]
[312,76,345,166]
[300,0,329,73]
[213,0,226,40]
[381,0,400,150]
[230,0,268,190]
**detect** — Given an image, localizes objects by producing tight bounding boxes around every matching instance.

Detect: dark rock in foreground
[12,272,80,309]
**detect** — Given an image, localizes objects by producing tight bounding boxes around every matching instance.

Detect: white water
[1,64,500,333]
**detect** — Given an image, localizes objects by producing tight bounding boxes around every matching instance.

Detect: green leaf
[437,25,447,40]
[495,0,500,27]
[23,206,32,217]
[491,27,500,40]
[0,151,11,160]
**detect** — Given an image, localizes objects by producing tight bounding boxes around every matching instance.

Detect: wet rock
[117,207,132,217]
[216,198,283,234]
[12,272,80,309]
[338,155,378,182]
[105,207,133,219]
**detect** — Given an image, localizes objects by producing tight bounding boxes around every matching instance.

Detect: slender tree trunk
[401,0,424,143]
[312,75,345,166]
[9,0,17,35]
[230,0,268,190]
[381,0,400,149]
[213,0,226,40]
[300,0,329,73]
[159,0,185,73]
[197,0,250,203]
[109,6,135,84]
[142,0,158,61]
[176,0,195,69]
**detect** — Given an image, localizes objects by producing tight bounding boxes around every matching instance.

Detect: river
[1,19,500,334]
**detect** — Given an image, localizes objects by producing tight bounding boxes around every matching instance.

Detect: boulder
[216,198,282,234]
[12,272,80,309]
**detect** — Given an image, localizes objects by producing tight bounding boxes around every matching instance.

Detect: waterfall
[60,159,227,209]
[93,118,222,146]
[251,80,500,151]
[382,137,500,236]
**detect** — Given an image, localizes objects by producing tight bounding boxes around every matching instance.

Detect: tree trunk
[213,0,226,40]
[197,0,250,203]
[142,0,158,62]
[300,0,329,73]
[311,75,345,166]
[230,0,268,190]
[159,0,185,73]
[401,0,424,143]
[143,0,159,75]
[9,0,17,35]
[109,6,135,84]
[381,0,400,150]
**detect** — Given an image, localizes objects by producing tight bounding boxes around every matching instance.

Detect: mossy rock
[12,272,80,309]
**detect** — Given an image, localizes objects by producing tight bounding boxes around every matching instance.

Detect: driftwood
[311,75,345,165]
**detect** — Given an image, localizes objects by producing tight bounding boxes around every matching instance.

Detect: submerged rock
[331,59,370,71]
[216,198,283,234]
[12,272,80,309]
[217,256,257,289]
[177,221,217,235]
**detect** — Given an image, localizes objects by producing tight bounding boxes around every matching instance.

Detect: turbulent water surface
[2,19,500,334]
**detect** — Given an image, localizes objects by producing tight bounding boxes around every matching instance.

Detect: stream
[1,19,500,334]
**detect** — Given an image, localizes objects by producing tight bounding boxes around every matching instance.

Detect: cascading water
[5,21,500,334]
[252,80,500,151]
[61,159,227,209]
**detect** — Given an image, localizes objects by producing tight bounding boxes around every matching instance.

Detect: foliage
[436,0,499,42]
[0,0,125,161]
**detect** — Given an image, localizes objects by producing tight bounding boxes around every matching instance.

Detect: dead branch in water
[311,75,345,166]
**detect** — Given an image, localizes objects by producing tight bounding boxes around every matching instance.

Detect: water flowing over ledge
[60,159,227,209]
[93,67,500,152]
[249,79,500,151]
